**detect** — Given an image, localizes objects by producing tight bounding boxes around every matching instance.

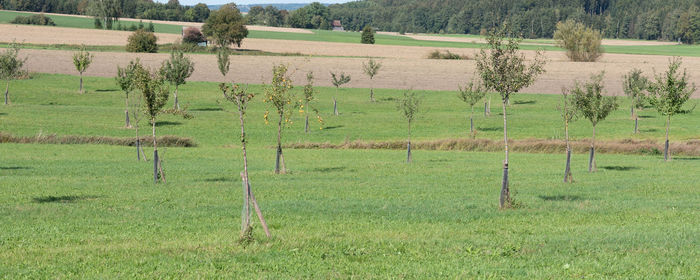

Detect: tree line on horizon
[3,0,700,43]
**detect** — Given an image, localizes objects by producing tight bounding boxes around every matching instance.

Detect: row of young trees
[450,25,696,207]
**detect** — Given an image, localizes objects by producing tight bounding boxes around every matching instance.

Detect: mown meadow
[0,74,698,278]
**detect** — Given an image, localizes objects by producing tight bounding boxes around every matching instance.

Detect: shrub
[361,25,375,44]
[10,14,55,26]
[182,27,206,44]
[554,20,603,62]
[427,50,467,60]
[126,29,159,53]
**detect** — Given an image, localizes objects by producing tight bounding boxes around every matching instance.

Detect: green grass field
[0,74,698,278]
[3,9,700,58]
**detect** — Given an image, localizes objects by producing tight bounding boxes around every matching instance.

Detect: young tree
[362,58,382,102]
[361,25,375,44]
[571,72,619,173]
[458,79,487,135]
[475,25,546,208]
[264,64,295,174]
[302,72,323,133]
[115,58,142,128]
[558,87,579,183]
[220,82,271,238]
[134,66,170,183]
[130,85,148,162]
[330,71,351,116]
[622,69,649,134]
[73,46,94,94]
[647,58,696,161]
[160,49,195,110]
[0,41,25,105]
[202,4,249,48]
[397,90,420,163]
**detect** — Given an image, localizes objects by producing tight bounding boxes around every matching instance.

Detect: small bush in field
[427,50,468,60]
[183,27,206,44]
[126,29,158,53]
[554,20,603,62]
[11,14,55,26]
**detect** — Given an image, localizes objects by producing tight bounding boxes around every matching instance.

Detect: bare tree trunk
[470,106,474,134]
[589,125,596,173]
[634,116,638,134]
[135,119,141,161]
[333,97,338,116]
[500,101,510,208]
[79,73,83,94]
[305,114,309,133]
[665,116,670,161]
[173,86,180,110]
[406,122,412,163]
[370,86,375,102]
[4,82,8,105]
[125,93,131,128]
[152,120,159,183]
[238,102,251,233]
[274,113,286,174]
[484,102,488,116]
[240,172,250,233]
[564,119,572,183]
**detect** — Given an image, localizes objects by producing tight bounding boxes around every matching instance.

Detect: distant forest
[328,0,700,43]
[1,0,700,43]
[0,0,211,22]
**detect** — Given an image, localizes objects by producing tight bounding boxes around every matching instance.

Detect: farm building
[332,20,344,31]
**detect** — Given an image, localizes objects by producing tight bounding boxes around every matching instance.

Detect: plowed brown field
[2,25,699,96]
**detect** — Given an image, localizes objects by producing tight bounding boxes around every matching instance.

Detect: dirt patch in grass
[286,138,700,156]
[0,132,196,147]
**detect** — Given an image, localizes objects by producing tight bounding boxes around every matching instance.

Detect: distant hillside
[209,4,314,12]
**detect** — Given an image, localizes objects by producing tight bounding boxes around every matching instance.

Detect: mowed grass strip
[1,74,698,147]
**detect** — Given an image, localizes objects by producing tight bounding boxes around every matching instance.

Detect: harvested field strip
[0,42,312,57]
[286,138,700,157]
[0,132,196,147]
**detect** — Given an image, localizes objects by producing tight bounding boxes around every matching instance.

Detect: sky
[154,0,355,5]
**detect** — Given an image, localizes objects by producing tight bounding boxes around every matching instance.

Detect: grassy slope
[2,10,699,57]
[0,74,698,277]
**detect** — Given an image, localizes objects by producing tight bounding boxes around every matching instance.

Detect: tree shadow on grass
[0,166,31,170]
[602,166,639,171]
[672,157,700,161]
[477,127,500,132]
[538,195,584,201]
[313,166,347,173]
[95,89,118,93]
[0,112,6,116]
[204,177,233,182]
[513,100,536,105]
[191,107,223,112]
[638,115,655,119]
[323,125,344,130]
[33,195,98,203]
[155,121,182,127]
[640,128,659,133]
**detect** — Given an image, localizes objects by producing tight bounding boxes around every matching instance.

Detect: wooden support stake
[240,172,271,237]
